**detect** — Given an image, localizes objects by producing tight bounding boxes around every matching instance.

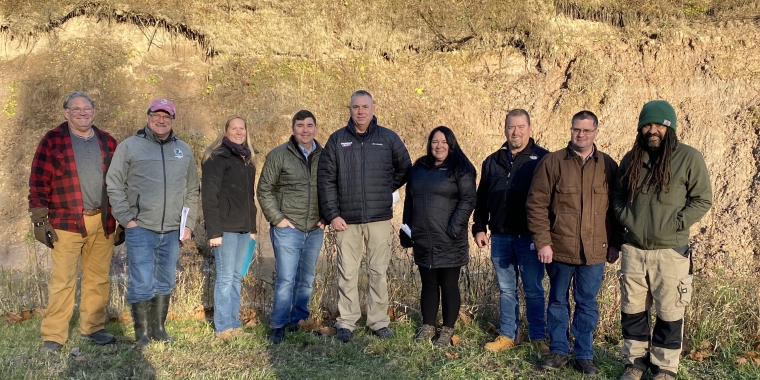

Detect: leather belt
[83,208,101,216]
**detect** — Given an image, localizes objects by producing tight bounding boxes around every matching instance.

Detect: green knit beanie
[638,100,677,131]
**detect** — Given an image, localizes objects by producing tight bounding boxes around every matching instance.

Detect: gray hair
[62,91,94,109]
[350,90,373,104]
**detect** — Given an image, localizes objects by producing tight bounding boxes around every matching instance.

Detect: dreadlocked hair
[622,130,678,203]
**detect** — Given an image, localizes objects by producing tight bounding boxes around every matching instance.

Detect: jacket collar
[136,126,176,144]
[287,135,323,156]
[346,116,378,137]
[496,137,539,166]
[563,142,599,161]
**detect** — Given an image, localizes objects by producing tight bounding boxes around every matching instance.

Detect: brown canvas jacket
[526,144,620,265]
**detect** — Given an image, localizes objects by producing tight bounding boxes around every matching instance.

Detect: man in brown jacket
[526,110,621,375]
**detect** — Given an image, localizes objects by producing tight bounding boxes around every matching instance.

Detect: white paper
[401,223,412,238]
[392,190,400,205]
[179,206,190,240]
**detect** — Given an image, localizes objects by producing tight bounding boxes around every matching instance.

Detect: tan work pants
[40,214,115,344]
[619,243,693,376]
[335,220,392,331]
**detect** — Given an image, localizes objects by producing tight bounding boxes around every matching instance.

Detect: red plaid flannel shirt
[28,122,118,237]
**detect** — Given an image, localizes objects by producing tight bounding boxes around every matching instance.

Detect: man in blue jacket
[318,90,411,342]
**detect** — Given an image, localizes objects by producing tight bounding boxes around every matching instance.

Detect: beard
[638,131,665,151]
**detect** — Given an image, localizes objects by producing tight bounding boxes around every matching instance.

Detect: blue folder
[241,237,256,276]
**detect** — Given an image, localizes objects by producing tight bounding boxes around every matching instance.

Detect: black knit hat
[638,100,677,131]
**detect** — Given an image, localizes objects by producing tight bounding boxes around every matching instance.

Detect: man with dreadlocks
[613,100,712,380]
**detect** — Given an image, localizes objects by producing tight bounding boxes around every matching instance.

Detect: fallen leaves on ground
[3,309,42,325]
[191,305,212,321]
[451,335,460,346]
[387,308,407,322]
[445,351,459,359]
[297,317,336,336]
[240,308,257,328]
[386,359,398,366]
[457,312,472,324]
[736,351,760,366]
[688,340,714,361]
[116,311,132,323]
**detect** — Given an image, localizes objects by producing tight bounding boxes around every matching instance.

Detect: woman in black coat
[401,126,476,346]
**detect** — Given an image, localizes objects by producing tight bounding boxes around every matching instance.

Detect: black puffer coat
[402,157,476,269]
[318,116,411,224]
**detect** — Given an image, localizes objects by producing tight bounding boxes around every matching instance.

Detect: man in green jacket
[257,110,325,344]
[613,100,712,380]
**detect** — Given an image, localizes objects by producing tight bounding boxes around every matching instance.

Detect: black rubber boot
[131,301,152,348]
[150,294,175,342]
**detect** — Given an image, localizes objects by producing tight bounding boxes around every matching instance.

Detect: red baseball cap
[148,98,176,116]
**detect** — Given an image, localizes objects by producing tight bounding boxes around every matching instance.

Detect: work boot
[39,341,63,354]
[373,327,394,338]
[413,324,436,343]
[131,301,152,348]
[574,359,599,376]
[531,339,550,357]
[619,366,645,380]
[434,326,455,347]
[81,329,116,345]
[542,353,569,370]
[484,335,515,352]
[149,294,174,342]
[337,328,352,343]
[270,327,285,344]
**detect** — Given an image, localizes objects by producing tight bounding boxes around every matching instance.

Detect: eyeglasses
[68,107,93,113]
[571,128,597,136]
[149,113,174,121]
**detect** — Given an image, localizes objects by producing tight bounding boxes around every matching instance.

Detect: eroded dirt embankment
[0,5,758,277]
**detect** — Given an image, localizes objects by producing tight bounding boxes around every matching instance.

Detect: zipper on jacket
[424,167,434,269]
[304,153,312,229]
[245,156,252,233]
[361,141,367,221]
[160,144,167,231]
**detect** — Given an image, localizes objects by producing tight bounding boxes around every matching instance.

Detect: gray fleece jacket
[106,126,199,232]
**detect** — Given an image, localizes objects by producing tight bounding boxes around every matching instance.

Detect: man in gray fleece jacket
[106,98,199,347]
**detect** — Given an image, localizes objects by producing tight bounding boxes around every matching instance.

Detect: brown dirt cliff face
[0,1,758,276]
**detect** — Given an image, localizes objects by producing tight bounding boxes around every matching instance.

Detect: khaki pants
[619,244,692,376]
[335,220,392,331]
[40,214,115,344]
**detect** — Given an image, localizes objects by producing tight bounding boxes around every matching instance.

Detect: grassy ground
[3,313,760,379]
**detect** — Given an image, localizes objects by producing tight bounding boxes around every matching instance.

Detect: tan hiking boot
[215,328,236,341]
[531,339,550,357]
[484,335,515,352]
[414,324,436,343]
[619,366,645,380]
[230,328,252,337]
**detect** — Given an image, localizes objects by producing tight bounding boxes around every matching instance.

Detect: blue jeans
[125,226,180,304]
[490,234,547,340]
[213,232,252,332]
[546,261,605,359]
[269,226,324,329]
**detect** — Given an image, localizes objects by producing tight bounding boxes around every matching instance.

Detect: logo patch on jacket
[174,148,183,158]
[341,142,353,148]
[372,143,383,146]
[530,155,538,160]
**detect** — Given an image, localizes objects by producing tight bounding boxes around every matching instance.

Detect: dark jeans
[546,261,605,360]
[419,266,461,328]
[490,234,547,340]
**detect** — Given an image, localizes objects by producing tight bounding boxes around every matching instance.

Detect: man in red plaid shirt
[28,91,121,354]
